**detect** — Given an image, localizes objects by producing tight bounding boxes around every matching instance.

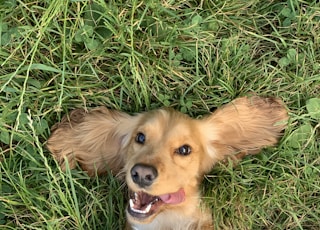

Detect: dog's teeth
[145,203,152,213]
[134,192,138,200]
[129,199,135,208]
[129,199,153,214]
[151,198,159,204]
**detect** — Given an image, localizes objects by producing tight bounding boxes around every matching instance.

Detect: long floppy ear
[200,96,288,172]
[47,107,137,176]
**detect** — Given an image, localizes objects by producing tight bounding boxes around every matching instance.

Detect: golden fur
[47,96,288,229]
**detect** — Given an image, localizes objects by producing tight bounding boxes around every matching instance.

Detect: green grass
[0,0,319,229]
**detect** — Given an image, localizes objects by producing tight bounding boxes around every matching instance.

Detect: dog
[47,96,288,229]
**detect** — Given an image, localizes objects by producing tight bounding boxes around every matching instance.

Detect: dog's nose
[130,163,158,188]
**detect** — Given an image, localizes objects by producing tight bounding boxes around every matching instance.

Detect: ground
[0,0,319,229]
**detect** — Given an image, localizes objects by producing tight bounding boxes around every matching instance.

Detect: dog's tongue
[159,188,185,204]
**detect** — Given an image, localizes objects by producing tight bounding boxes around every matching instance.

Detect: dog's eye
[135,132,146,144]
[176,144,192,156]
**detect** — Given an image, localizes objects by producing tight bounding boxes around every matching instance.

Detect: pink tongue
[159,188,185,204]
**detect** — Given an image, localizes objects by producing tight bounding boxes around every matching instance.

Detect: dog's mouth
[127,188,185,220]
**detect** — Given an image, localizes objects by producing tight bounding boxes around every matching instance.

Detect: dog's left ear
[47,107,138,176]
[199,96,288,173]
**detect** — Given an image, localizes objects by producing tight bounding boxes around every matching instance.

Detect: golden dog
[47,96,288,229]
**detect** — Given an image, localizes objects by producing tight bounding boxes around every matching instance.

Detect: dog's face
[47,96,288,228]
[124,110,208,223]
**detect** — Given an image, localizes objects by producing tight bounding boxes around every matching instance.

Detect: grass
[0,0,319,229]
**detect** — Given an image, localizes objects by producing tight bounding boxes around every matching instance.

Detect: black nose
[130,163,158,188]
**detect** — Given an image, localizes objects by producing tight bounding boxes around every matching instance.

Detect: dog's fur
[47,96,288,229]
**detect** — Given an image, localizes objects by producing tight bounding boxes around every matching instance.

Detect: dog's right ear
[47,107,137,176]
[198,96,288,173]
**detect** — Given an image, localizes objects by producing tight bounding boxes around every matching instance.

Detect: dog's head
[47,96,288,226]
[124,109,209,223]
